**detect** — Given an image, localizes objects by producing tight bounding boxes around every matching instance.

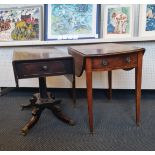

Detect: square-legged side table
[68,43,145,133]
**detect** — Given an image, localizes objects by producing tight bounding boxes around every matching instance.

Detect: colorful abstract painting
[145,4,155,31]
[44,4,99,40]
[0,7,41,41]
[107,7,130,34]
[139,4,155,37]
[103,5,133,39]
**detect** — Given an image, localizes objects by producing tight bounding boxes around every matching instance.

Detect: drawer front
[92,53,137,70]
[15,59,73,78]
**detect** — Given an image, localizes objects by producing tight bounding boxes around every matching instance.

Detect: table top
[13,46,71,62]
[68,43,145,57]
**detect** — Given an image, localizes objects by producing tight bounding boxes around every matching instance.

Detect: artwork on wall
[103,5,133,39]
[139,4,155,37]
[0,6,42,41]
[44,4,100,40]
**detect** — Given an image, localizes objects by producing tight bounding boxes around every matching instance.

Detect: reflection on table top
[69,43,145,56]
[13,46,71,61]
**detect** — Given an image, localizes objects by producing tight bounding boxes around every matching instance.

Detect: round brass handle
[126,57,131,63]
[42,65,48,71]
[102,59,108,66]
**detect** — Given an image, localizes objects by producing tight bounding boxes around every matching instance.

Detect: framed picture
[0,6,42,41]
[139,4,155,37]
[103,5,133,39]
[44,4,100,40]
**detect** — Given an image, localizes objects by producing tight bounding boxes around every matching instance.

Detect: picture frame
[139,4,155,37]
[0,6,42,42]
[44,4,100,40]
[103,4,133,39]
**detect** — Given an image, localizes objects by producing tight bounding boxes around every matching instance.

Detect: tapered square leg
[108,71,112,100]
[135,52,143,126]
[85,59,94,133]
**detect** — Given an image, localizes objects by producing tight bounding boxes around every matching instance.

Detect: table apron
[13,59,73,79]
[91,53,137,71]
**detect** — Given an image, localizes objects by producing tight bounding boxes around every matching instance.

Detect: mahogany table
[12,47,76,135]
[68,43,145,133]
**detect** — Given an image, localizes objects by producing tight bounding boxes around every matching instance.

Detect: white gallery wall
[0,41,154,89]
[0,4,155,89]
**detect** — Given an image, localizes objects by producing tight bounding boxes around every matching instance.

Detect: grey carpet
[0,88,155,151]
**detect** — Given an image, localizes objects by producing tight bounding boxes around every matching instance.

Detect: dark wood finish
[20,77,75,136]
[108,71,112,100]
[68,43,145,133]
[12,47,76,135]
[14,58,73,79]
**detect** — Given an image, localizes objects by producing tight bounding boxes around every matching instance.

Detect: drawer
[15,59,73,78]
[92,53,137,70]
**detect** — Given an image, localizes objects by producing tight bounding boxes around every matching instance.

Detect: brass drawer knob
[125,57,131,63]
[102,59,108,66]
[42,65,48,71]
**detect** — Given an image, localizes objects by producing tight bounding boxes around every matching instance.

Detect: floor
[0,88,155,150]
